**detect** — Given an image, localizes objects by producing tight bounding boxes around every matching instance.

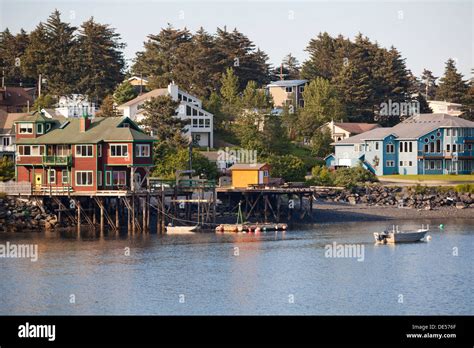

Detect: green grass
[381,174,474,182]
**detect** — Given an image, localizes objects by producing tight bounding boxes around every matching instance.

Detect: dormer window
[19,123,33,134]
[46,123,52,131]
[285,87,293,93]
[37,123,44,134]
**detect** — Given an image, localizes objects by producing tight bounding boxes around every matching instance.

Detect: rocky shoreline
[0,197,59,231]
[313,184,474,210]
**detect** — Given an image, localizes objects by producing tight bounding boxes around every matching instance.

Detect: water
[0,219,472,315]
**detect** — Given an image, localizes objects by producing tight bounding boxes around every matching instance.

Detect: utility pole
[1,67,4,88]
[38,74,42,97]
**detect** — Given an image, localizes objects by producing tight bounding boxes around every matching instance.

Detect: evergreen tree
[32,94,56,110]
[39,10,77,95]
[0,29,33,86]
[21,23,49,84]
[96,95,119,117]
[113,81,138,105]
[419,69,438,100]
[220,67,240,107]
[415,93,433,114]
[140,95,187,149]
[241,80,271,109]
[76,17,125,102]
[298,77,344,136]
[132,24,192,88]
[436,58,469,103]
[311,129,333,158]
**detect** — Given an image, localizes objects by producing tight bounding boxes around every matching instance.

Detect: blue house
[327,113,474,175]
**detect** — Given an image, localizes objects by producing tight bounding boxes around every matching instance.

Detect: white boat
[165,225,199,234]
[374,225,429,244]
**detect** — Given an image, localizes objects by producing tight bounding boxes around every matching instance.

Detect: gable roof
[0,87,34,108]
[267,80,308,88]
[333,113,474,145]
[0,112,29,134]
[334,122,380,134]
[229,163,269,170]
[16,116,156,144]
[117,88,168,108]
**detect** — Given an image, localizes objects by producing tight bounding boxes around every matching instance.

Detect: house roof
[333,113,474,145]
[0,112,29,134]
[267,80,308,88]
[427,100,462,107]
[229,163,268,170]
[333,122,380,134]
[200,151,220,162]
[16,116,156,144]
[0,87,34,107]
[117,88,168,108]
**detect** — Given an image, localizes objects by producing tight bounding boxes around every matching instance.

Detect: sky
[0,0,472,80]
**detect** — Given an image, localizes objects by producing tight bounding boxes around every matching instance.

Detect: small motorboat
[166,224,199,234]
[374,225,429,244]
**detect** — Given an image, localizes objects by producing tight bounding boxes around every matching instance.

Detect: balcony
[42,155,72,166]
[0,145,15,153]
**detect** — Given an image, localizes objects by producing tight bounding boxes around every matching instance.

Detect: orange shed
[229,163,270,188]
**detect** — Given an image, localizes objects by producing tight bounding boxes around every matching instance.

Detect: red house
[14,112,156,194]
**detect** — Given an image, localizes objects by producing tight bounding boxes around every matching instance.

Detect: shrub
[0,157,14,182]
[333,165,378,188]
[267,154,307,182]
[309,165,334,186]
[454,184,474,194]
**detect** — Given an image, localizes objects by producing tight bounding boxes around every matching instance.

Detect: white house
[428,100,463,117]
[117,83,214,148]
[56,94,96,118]
[321,120,381,142]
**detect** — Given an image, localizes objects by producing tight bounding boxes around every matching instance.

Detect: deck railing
[42,155,72,166]
[0,181,32,195]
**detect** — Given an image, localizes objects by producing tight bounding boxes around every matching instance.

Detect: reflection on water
[0,219,472,315]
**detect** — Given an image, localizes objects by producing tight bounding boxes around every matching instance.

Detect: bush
[267,154,307,182]
[307,164,377,188]
[454,184,474,194]
[309,166,334,186]
[333,165,378,188]
[0,157,14,182]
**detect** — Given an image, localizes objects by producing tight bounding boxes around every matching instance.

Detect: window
[46,123,51,131]
[97,171,102,186]
[57,145,70,156]
[446,129,451,136]
[400,161,403,166]
[76,145,93,157]
[110,144,128,157]
[136,144,150,157]
[75,171,93,186]
[437,131,441,137]
[19,123,33,134]
[98,144,102,157]
[205,119,210,127]
[106,171,112,186]
[285,86,293,93]
[436,140,441,153]
[453,144,457,152]
[263,170,269,177]
[112,171,126,186]
[37,123,44,134]
[446,144,451,152]
[48,169,56,184]
[17,145,44,156]
[430,161,435,170]
[430,142,435,153]
[453,129,457,137]
[375,142,379,150]
[409,161,413,166]
[386,143,394,153]
[2,137,10,146]
[469,144,472,151]
[404,142,408,152]
[386,160,395,167]
[299,86,304,93]
[399,142,403,152]
[430,135,435,140]
[199,119,204,128]
[424,144,429,153]
[192,119,198,127]
[62,170,69,184]
[409,142,413,152]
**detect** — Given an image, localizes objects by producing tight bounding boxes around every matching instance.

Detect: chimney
[80,114,91,132]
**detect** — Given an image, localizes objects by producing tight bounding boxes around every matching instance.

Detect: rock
[456,202,466,209]
[348,196,357,205]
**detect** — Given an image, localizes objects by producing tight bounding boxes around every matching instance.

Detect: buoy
[255,227,261,233]
[426,235,432,241]
[439,224,444,230]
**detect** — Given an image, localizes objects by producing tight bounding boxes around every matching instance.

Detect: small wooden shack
[229,163,270,188]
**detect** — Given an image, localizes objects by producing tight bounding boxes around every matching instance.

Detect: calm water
[0,219,472,315]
